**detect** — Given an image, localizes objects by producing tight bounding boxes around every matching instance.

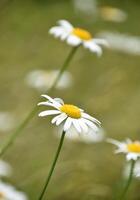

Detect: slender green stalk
[119,160,136,200]
[38,130,66,200]
[0,46,79,157]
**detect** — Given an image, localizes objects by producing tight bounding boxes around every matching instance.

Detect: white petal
[67,35,82,46]
[82,113,101,125]
[126,153,139,161]
[38,101,60,109]
[83,41,102,56]
[82,119,98,131]
[49,27,64,37]
[63,117,72,131]
[53,98,64,105]
[72,119,82,133]
[39,110,61,117]
[78,118,88,133]
[56,114,67,126]
[107,138,124,147]
[52,114,62,124]
[41,95,62,107]
[58,20,73,31]
[93,39,108,47]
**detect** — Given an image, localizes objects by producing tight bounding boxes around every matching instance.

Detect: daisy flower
[0,182,28,200]
[49,19,107,56]
[108,138,140,161]
[38,95,101,133]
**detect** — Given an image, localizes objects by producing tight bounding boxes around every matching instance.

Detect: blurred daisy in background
[98,31,140,56]
[54,126,105,143]
[0,112,16,132]
[49,20,107,56]
[108,138,140,161]
[0,182,28,200]
[38,95,101,133]
[25,69,73,92]
[73,0,97,17]
[99,6,127,22]
[123,160,140,179]
[0,160,12,178]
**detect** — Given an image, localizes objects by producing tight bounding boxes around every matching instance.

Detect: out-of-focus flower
[98,31,140,56]
[55,126,105,143]
[100,6,127,22]
[38,95,101,133]
[123,161,140,179]
[73,0,97,16]
[0,182,28,200]
[108,138,140,161]
[49,20,107,56]
[0,112,16,132]
[0,160,12,178]
[25,69,73,92]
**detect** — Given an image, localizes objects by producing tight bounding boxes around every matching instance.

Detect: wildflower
[100,6,127,23]
[25,70,73,92]
[0,182,28,200]
[108,138,140,161]
[49,20,107,56]
[73,0,97,16]
[98,31,140,56]
[38,95,101,133]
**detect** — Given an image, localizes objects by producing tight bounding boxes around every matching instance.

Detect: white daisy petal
[93,39,108,47]
[83,118,98,131]
[58,20,73,31]
[107,138,124,147]
[41,95,62,107]
[53,98,64,105]
[82,113,101,125]
[39,110,61,117]
[55,114,67,126]
[49,27,64,38]
[126,153,138,161]
[67,35,82,46]
[38,101,60,109]
[78,118,88,133]
[63,117,72,131]
[84,41,102,56]
[72,119,82,133]
[51,114,62,124]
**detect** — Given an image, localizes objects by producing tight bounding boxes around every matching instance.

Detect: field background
[0,0,140,199]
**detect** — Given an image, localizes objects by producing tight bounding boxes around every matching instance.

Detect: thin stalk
[38,130,66,200]
[0,46,79,157]
[119,160,136,200]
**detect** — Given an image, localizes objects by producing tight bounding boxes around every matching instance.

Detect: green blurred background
[0,0,140,199]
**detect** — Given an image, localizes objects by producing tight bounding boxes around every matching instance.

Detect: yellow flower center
[60,104,81,119]
[127,142,140,153]
[72,28,92,41]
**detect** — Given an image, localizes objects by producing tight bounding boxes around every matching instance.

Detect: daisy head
[0,182,28,200]
[108,138,140,161]
[49,19,107,56]
[38,95,101,134]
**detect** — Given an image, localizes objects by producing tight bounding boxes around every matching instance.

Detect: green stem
[119,160,136,200]
[0,46,79,157]
[38,130,66,200]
